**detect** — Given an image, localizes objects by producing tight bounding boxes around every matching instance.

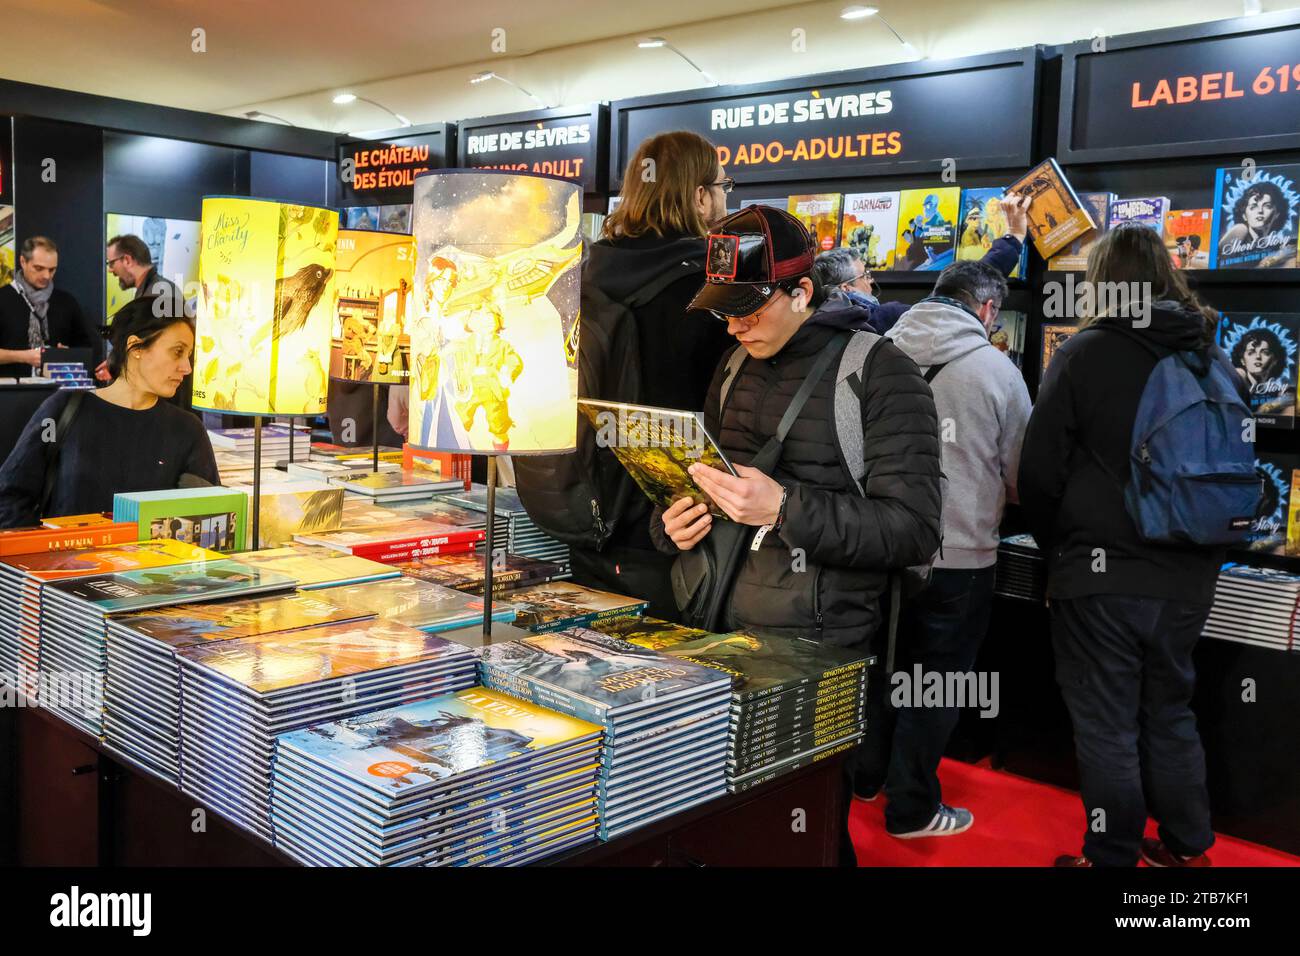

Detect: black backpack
[515,263,699,549]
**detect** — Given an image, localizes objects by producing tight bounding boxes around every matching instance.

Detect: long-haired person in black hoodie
[1019,224,1238,868]
[564,131,736,617]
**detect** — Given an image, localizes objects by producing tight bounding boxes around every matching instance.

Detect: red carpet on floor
[849,758,1300,866]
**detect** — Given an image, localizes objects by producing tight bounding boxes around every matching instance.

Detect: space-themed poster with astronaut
[407,170,582,455]
[193,197,339,416]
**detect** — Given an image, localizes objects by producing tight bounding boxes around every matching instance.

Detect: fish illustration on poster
[1217,313,1299,429]
[1210,164,1300,270]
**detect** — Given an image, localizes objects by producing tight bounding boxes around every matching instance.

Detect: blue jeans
[883,567,997,831]
[1052,594,1215,866]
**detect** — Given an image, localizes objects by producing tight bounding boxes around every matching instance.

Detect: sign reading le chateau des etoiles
[338,129,449,205]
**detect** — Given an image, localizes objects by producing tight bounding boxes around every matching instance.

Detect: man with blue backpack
[1018,224,1263,868]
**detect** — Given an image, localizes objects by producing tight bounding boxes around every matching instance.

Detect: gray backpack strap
[718,345,749,413]
[832,330,885,496]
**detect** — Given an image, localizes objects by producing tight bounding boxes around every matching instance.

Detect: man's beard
[118,276,132,290]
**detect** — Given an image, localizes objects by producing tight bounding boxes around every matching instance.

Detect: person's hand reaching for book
[663,497,712,551]
[1000,194,1031,242]
[689,463,783,527]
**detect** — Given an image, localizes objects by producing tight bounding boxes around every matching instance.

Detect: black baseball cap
[688,205,817,318]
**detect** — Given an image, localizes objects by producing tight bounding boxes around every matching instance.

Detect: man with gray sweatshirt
[869,252,1032,838]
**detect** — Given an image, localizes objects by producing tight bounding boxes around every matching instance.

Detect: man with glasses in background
[652,204,943,865]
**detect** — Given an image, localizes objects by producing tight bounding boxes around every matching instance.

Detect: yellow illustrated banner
[331,230,416,384]
[408,171,581,455]
[193,198,338,416]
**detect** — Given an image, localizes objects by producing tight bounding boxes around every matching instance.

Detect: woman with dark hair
[0,295,218,527]
[1229,326,1285,396]
[1019,223,1242,868]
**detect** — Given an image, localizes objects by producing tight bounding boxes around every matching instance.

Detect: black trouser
[1051,593,1215,867]
[883,567,997,831]
[567,543,680,623]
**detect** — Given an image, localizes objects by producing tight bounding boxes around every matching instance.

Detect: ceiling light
[637,38,718,87]
[638,37,667,48]
[332,92,357,104]
[841,6,878,19]
[470,71,495,84]
[468,71,549,107]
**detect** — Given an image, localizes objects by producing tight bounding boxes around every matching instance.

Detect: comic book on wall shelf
[1165,209,1213,270]
[1209,163,1300,270]
[330,230,416,384]
[1039,325,1078,379]
[1108,197,1169,236]
[1217,313,1299,429]
[956,187,1026,279]
[786,194,842,251]
[989,310,1027,370]
[1004,159,1093,260]
[892,187,959,271]
[1250,452,1298,555]
[1047,192,1113,272]
[840,192,900,270]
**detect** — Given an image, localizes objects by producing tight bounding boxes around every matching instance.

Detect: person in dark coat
[655,205,943,864]
[1018,223,1238,868]
[0,236,94,378]
[565,130,736,619]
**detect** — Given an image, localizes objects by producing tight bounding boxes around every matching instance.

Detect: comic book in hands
[578,399,738,517]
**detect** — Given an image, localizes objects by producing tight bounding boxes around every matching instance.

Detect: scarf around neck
[12,271,54,349]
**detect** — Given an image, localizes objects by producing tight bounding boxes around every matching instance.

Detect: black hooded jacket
[1018,300,1236,603]
[583,232,736,551]
[654,296,944,648]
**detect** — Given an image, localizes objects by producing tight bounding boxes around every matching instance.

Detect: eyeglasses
[710,177,736,194]
[712,288,789,328]
[105,255,126,268]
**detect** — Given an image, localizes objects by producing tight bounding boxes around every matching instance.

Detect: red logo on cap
[706,234,740,281]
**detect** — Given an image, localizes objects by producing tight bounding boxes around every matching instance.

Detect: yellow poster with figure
[193,198,338,416]
[331,230,415,384]
[408,171,581,455]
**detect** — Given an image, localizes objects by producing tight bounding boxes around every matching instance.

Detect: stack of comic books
[994,534,1046,603]
[329,469,462,502]
[226,480,344,548]
[103,592,373,783]
[501,581,648,633]
[230,544,399,589]
[38,560,297,736]
[294,518,485,563]
[0,516,137,558]
[177,621,480,842]
[442,486,570,572]
[270,686,603,866]
[1201,564,1300,652]
[206,423,311,455]
[594,619,868,793]
[478,628,732,840]
[391,551,564,597]
[113,486,250,552]
[0,540,220,699]
[311,577,516,632]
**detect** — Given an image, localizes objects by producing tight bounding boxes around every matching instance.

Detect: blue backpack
[1084,325,1264,547]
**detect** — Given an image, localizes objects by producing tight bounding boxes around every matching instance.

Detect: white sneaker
[887,804,974,839]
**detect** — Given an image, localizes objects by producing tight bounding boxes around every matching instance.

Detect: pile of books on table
[479,628,732,840]
[271,686,603,866]
[443,486,570,574]
[1202,563,1300,652]
[177,621,480,841]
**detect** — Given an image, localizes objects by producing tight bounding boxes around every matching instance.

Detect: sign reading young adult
[337,125,452,206]
[1060,10,1300,162]
[458,105,607,193]
[609,51,1038,187]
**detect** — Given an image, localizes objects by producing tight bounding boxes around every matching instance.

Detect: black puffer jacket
[656,304,943,649]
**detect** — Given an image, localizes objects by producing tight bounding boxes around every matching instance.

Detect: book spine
[350,539,480,563]
[0,525,138,557]
[731,704,865,754]
[477,666,608,727]
[730,720,865,775]
[736,659,867,704]
[731,681,866,735]
[728,737,861,793]
[1208,168,1226,269]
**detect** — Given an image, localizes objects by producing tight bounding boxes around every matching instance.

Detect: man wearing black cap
[653,204,943,864]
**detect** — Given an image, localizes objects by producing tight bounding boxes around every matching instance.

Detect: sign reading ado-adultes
[610,53,1037,186]
[1063,13,1300,160]
[458,107,605,192]
[338,128,450,206]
